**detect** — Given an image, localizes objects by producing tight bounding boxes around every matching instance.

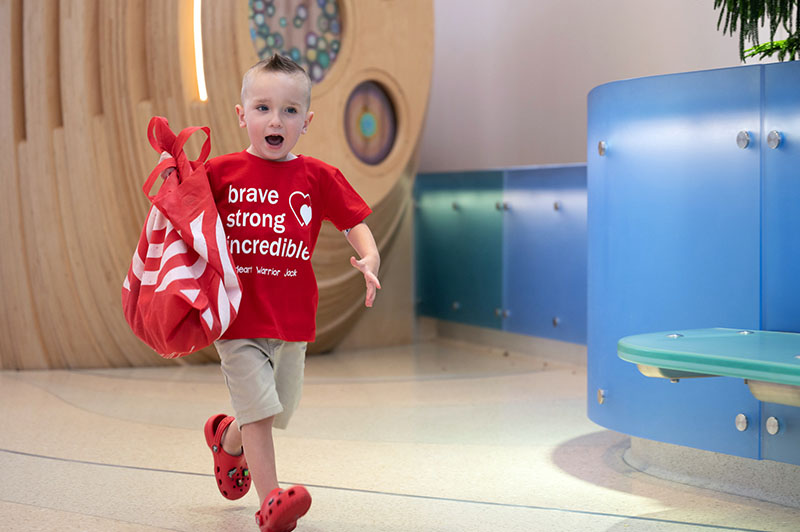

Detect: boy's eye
[286,107,298,114]
[256,105,268,112]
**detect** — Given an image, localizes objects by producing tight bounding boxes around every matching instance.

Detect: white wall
[418,0,780,172]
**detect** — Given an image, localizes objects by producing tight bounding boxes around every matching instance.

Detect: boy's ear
[302,111,314,134]
[235,104,246,128]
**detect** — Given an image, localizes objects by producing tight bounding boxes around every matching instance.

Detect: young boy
[198,54,381,532]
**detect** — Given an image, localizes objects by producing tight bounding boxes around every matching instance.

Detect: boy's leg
[236,340,307,502]
[271,341,307,430]
[241,416,279,504]
[220,422,243,455]
[214,338,310,523]
[214,338,285,502]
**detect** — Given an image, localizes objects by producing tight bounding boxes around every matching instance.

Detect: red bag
[122,117,241,358]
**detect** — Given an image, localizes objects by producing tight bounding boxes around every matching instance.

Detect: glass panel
[761,61,800,464]
[762,61,800,334]
[415,172,503,329]
[502,166,587,344]
[587,65,762,458]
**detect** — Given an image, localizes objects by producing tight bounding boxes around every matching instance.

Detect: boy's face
[236,70,313,161]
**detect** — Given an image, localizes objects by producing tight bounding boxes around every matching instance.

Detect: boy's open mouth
[266,135,284,147]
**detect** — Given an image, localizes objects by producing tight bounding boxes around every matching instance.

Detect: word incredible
[227,236,310,260]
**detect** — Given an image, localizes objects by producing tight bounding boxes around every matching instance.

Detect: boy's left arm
[345,222,381,307]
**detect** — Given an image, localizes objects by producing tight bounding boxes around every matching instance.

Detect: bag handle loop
[144,116,212,200]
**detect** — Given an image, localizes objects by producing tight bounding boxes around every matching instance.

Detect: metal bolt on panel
[767,130,783,149]
[736,130,751,149]
[766,416,780,435]
[735,413,748,432]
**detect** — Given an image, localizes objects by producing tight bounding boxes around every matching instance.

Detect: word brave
[228,186,279,205]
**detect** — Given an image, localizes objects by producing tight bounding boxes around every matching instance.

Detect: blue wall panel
[415,166,588,345]
[503,166,587,344]
[587,65,763,458]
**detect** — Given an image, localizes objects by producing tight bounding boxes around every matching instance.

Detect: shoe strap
[215,415,236,447]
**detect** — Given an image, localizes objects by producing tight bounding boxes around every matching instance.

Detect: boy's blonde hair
[240,54,312,108]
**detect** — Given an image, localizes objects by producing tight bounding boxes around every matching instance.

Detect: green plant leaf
[713,0,799,61]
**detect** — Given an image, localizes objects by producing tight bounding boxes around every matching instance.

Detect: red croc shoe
[255,485,312,532]
[204,413,251,500]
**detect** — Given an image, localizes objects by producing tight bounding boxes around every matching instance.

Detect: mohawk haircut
[240,54,312,108]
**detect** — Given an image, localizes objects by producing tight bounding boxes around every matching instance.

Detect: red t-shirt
[206,151,372,341]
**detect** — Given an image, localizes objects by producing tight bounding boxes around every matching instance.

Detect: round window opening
[344,81,397,166]
[249,0,342,84]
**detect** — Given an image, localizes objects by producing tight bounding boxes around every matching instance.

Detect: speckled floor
[1,339,798,531]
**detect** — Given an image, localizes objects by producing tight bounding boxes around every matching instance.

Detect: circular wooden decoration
[344,81,397,165]
[249,0,343,84]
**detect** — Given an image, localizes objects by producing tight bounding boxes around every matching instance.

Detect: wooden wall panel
[19,0,99,368]
[0,0,433,369]
[0,0,47,369]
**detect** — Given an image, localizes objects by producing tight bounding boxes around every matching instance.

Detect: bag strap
[144,116,212,200]
[147,116,211,165]
[174,125,212,163]
[143,159,178,201]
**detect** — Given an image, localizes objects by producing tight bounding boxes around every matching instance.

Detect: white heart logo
[300,204,312,226]
[289,191,313,227]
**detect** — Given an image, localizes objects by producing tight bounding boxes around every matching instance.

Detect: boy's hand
[345,223,381,307]
[159,151,176,179]
[350,255,381,307]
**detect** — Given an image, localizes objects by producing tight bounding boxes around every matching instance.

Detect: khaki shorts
[214,338,307,430]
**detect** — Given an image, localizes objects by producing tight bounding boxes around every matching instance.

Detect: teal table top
[618,328,800,386]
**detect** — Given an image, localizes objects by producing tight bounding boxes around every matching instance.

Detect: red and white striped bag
[122,117,241,358]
